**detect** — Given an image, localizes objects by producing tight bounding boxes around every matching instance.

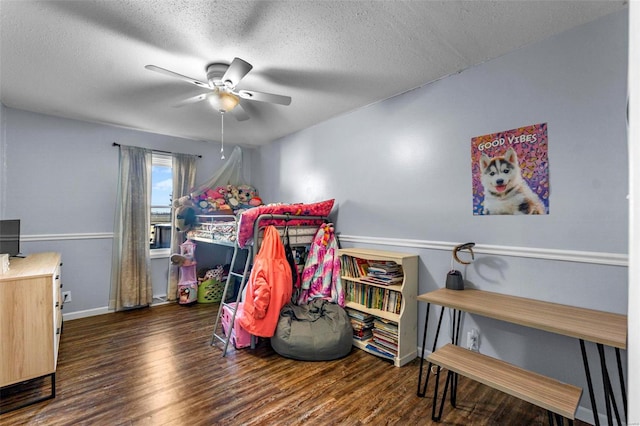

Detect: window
[150,153,173,250]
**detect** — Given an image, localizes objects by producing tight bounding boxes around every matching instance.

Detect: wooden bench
[427,344,582,425]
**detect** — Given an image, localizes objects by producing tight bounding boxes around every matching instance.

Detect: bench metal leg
[580,339,600,426]
[597,344,622,426]
[580,339,626,426]
[547,410,574,426]
[431,365,442,420]
[615,348,627,420]
[417,303,431,397]
[429,308,464,423]
[450,309,462,407]
[418,303,445,397]
[431,366,453,422]
[419,305,463,405]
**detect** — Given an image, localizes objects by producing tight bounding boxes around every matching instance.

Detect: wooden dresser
[0,252,63,410]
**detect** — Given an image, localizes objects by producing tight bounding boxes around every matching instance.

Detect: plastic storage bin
[198,279,223,303]
[220,303,251,349]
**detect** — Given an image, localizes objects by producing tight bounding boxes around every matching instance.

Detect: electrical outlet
[467,328,479,352]
[62,291,71,303]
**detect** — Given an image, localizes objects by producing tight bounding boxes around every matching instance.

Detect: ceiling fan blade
[145,65,210,89]
[222,58,253,88]
[237,90,291,106]
[230,103,250,121]
[172,93,209,108]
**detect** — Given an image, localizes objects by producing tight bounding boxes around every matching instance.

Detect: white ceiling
[0,1,627,147]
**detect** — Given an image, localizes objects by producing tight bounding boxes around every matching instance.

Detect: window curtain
[167,153,198,301]
[110,146,153,311]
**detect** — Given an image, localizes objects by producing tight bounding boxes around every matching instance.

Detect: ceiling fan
[145,57,292,122]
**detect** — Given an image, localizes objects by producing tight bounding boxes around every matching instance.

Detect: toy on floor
[174,239,198,305]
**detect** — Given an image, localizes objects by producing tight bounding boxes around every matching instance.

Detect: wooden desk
[417,288,627,426]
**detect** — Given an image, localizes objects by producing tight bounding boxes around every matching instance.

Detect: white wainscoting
[23,232,628,267]
[337,234,628,267]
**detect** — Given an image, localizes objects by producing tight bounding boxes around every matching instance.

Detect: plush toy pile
[191,184,263,216]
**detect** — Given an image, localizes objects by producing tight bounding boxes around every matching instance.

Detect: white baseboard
[62,296,171,321]
[63,306,111,321]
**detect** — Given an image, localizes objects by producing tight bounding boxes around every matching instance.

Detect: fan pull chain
[220,112,225,160]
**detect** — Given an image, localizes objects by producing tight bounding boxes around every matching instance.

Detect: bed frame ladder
[210,244,253,356]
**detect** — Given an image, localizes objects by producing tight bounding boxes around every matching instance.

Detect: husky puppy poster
[472,123,549,215]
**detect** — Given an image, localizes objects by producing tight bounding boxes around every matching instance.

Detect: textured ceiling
[0,1,628,147]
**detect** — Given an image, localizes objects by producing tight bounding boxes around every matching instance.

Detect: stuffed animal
[171,253,195,267]
[173,197,197,232]
[249,196,263,207]
[237,184,254,203]
[225,185,241,210]
[199,265,224,282]
[187,184,264,216]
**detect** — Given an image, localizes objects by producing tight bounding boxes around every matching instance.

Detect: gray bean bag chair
[271,298,353,361]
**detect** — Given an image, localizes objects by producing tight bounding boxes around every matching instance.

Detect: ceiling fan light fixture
[207,91,239,112]
[146,57,291,119]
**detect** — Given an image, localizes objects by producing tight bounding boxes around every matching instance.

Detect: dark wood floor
[1,302,590,425]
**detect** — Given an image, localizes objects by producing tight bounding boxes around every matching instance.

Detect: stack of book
[365,318,399,360]
[360,260,403,286]
[346,308,374,341]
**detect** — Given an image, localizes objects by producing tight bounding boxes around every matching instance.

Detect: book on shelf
[340,256,404,281]
[350,318,372,330]
[371,338,398,355]
[366,261,403,285]
[353,328,373,341]
[345,307,374,321]
[346,307,374,340]
[360,275,402,285]
[345,281,403,314]
[341,255,370,278]
[365,342,396,359]
[368,317,399,358]
[372,330,398,348]
[374,318,398,334]
[368,260,402,272]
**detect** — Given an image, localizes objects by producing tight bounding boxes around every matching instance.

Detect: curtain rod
[112,142,202,158]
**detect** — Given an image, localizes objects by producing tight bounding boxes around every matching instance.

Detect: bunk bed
[188,198,335,258]
[186,199,336,356]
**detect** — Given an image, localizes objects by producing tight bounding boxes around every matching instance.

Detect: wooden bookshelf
[338,247,418,367]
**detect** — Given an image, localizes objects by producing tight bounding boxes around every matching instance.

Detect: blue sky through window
[152,165,172,206]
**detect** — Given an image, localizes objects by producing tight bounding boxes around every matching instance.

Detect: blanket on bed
[236,199,335,248]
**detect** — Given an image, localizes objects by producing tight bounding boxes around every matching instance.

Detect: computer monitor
[0,219,20,257]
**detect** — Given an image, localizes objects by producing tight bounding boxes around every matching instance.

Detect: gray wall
[0,106,254,314]
[0,9,629,424]
[253,10,628,424]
